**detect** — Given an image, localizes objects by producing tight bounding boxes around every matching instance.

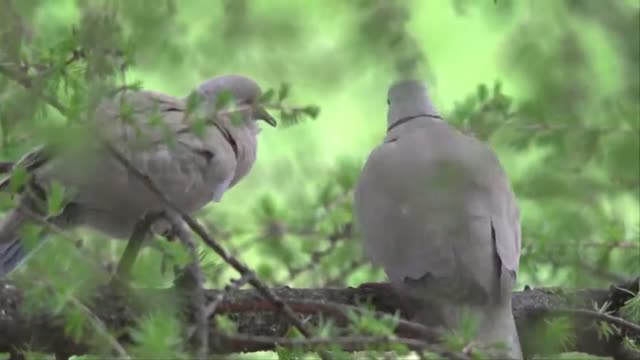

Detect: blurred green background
[0,0,638,347]
[2,0,638,286]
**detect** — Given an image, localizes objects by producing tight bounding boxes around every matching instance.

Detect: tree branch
[552,307,640,336]
[0,279,638,358]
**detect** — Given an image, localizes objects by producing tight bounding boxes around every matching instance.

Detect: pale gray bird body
[354,80,522,358]
[0,75,276,275]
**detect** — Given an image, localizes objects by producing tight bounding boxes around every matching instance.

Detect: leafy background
[0,0,638,358]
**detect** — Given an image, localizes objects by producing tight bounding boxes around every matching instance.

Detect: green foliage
[185,91,202,115]
[275,346,305,360]
[214,314,238,333]
[532,353,612,360]
[620,283,640,323]
[346,308,399,337]
[9,165,28,193]
[275,328,306,360]
[63,303,90,342]
[17,223,43,252]
[622,336,640,353]
[216,89,235,110]
[130,312,186,359]
[532,317,577,354]
[46,180,66,216]
[0,191,14,210]
[22,350,57,360]
[0,0,638,358]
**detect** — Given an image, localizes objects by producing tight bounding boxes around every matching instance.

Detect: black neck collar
[387,113,442,133]
[213,122,239,160]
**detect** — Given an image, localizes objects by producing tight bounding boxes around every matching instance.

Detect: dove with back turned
[0,74,276,276]
[354,80,522,359]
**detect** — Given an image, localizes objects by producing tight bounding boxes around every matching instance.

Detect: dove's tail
[503,309,523,360]
[0,236,28,276]
[0,208,43,277]
[475,304,523,360]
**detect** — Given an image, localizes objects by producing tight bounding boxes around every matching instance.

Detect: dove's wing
[28,90,238,238]
[355,121,520,297]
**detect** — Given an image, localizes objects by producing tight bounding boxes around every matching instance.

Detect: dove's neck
[386,80,442,131]
[219,119,258,187]
[387,114,443,133]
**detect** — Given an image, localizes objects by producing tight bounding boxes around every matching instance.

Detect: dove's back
[355,119,520,300]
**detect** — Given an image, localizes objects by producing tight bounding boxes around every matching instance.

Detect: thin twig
[540,252,629,284]
[552,307,640,335]
[0,63,69,117]
[185,273,253,341]
[168,215,209,360]
[576,261,629,284]
[31,279,130,359]
[287,224,352,284]
[282,190,353,284]
[204,273,253,318]
[38,48,86,79]
[66,296,131,359]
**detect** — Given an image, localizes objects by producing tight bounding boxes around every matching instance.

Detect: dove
[0,74,276,276]
[354,80,522,359]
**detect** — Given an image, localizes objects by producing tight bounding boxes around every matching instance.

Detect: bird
[353,79,522,359]
[0,74,276,276]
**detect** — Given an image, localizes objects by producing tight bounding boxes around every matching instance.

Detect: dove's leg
[161,213,202,289]
[114,212,162,280]
[149,217,180,276]
[137,211,202,286]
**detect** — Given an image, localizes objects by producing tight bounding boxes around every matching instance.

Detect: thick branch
[0,279,638,359]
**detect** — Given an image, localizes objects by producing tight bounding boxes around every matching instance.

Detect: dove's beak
[255,106,277,127]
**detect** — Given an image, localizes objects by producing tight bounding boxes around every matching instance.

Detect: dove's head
[191,74,277,127]
[387,79,440,127]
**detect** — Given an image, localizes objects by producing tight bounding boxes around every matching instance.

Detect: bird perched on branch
[354,79,522,359]
[0,74,276,276]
